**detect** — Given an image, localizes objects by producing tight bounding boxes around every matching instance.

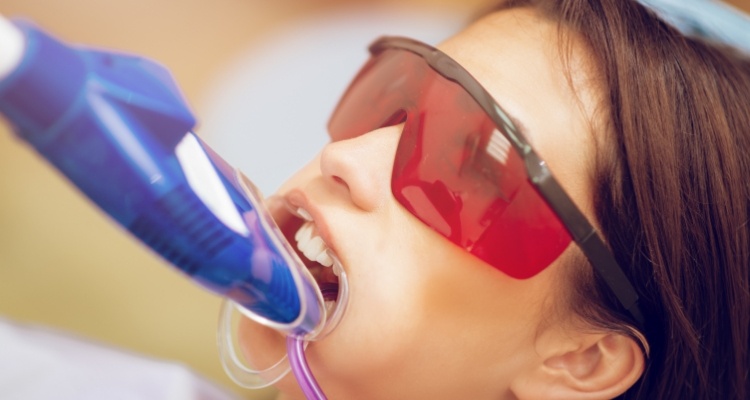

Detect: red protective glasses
[328,36,645,328]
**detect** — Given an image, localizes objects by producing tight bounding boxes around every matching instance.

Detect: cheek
[307,219,433,370]
[302,214,549,396]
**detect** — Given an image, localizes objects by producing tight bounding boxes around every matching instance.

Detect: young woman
[235,0,750,398]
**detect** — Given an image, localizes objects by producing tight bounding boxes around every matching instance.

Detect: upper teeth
[295,220,333,267]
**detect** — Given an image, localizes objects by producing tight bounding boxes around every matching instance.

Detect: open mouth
[268,197,345,333]
[294,218,341,300]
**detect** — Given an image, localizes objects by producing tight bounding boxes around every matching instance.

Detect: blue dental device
[0,20,324,335]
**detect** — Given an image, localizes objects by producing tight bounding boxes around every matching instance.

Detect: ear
[511,331,645,399]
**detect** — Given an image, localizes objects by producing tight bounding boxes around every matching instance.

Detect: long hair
[495,0,750,398]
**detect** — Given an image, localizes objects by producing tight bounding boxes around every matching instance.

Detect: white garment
[0,318,239,400]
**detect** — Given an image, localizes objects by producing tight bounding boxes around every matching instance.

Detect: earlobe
[511,332,645,400]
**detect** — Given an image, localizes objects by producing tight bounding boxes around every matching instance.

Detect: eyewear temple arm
[524,151,646,328]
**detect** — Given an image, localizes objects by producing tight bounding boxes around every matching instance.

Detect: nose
[319,125,402,211]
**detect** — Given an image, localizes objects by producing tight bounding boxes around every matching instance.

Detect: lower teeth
[325,300,336,314]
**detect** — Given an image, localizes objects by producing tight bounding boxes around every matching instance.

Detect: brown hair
[494,0,750,398]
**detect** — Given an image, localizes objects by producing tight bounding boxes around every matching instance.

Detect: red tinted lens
[329,47,571,278]
[329,48,428,140]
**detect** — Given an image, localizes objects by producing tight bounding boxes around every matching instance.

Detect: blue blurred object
[0,20,323,335]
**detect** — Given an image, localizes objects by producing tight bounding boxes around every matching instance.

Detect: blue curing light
[0,20,324,335]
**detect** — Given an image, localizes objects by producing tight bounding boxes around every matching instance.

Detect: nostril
[331,175,349,189]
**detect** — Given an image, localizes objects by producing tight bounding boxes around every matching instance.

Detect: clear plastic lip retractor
[0,18,348,390]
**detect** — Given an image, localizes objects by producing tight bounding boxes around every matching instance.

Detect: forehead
[437,7,601,217]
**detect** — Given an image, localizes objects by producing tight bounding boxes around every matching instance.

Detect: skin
[238,7,644,400]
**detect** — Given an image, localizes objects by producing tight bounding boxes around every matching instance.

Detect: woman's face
[240,7,602,399]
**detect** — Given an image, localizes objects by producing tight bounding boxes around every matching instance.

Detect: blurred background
[0,0,748,399]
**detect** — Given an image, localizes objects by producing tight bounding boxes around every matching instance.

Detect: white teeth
[303,236,326,261]
[297,208,313,221]
[325,300,336,314]
[316,251,333,267]
[295,221,333,267]
[294,220,314,243]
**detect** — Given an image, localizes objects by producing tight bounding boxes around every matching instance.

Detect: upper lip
[282,189,340,263]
